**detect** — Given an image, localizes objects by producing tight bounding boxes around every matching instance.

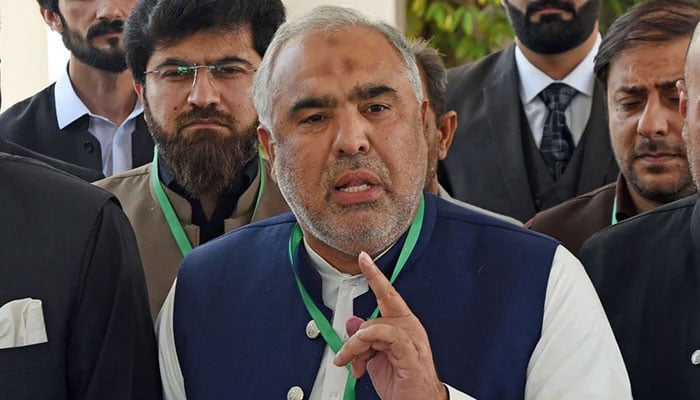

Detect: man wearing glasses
[0,0,153,178]
[96,0,289,319]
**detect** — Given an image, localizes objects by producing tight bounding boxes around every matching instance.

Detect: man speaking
[158,6,631,399]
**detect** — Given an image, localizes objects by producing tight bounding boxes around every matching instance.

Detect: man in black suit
[0,153,162,399]
[0,152,161,399]
[441,0,618,222]
[579,19,700,397]
[0,0,153,177]
[0,60,160,398]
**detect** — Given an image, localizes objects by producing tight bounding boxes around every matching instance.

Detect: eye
[160,66,192,81]
[214,64,247,78]
[617,99,643,111]
[365,104,389,113]
[301,113,327,124]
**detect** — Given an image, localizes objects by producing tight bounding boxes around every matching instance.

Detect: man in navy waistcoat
[158,5,632,400]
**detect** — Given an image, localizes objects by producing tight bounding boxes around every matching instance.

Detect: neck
[199,191,220,221]
[626,182,661,214]
[305,233,383,276]
[68,56,137,126]
[516,25,598,80]
[427,177,439,195]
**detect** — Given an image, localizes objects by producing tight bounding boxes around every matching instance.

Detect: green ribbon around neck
[151,146,266,258]
[288,194,425,399]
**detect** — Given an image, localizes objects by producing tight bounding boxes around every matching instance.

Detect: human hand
[333,251,447,400]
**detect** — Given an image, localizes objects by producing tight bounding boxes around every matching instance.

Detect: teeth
[339,184,372,192]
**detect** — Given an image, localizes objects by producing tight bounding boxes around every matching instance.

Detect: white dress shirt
[158,241,631,399]
[515,34,601,148]
[54,67,143,177]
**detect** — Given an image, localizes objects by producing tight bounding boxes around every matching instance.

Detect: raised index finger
[358,251,412,318]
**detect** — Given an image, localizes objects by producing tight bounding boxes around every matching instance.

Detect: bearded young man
[580,17,700,398]
[158,6,631,399]
[441,0,618,222]
[0,0,153,178]
[529,0,700,257]
[95,0,289,319]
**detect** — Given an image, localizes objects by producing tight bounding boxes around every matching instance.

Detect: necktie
[538,83,578,181]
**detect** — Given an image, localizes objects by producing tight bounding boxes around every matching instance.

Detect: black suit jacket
[580,195,700,399]
[0,154,161,399]
[0,83,153,174]
[0,137,103,181]
[441,44,618,222]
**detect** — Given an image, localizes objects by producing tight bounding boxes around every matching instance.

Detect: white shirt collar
[54,65,144,129]
[303,238,394,281]
[515,33,601,104]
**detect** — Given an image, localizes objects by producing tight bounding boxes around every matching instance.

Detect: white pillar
[0,2,51,112]
[284,0,405,28]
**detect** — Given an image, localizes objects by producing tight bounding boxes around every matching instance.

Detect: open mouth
[336,181,375,192]
[333,170,383,205]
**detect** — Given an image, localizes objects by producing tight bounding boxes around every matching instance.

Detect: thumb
[346,315,365,336]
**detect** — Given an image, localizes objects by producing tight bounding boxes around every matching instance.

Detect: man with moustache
[411,38,521,225]
[580,17,700,398]
[529,0,700,257]
[0,0,153,177]
[158,7,631,399]
[96,0,288,319]
[441,0,617,222]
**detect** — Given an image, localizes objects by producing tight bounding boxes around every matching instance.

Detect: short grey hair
[252,5,424,131]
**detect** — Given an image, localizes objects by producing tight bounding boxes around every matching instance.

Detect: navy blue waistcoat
[174,193,558,399]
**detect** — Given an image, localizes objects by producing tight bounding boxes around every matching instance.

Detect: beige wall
[0,0,405,112]
[285,0,404,26]
[0,2,49,112]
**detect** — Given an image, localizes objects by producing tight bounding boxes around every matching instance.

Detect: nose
[638,96,669,138]
[95,0,130,21]
[332,110,371,157]
[187,69,221,109]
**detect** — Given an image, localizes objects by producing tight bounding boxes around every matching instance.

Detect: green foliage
[406,0,646,67]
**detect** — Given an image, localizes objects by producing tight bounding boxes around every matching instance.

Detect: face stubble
[272,127,426,258]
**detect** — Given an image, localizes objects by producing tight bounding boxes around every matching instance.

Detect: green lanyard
[611,195,618,226]
[150,147,266,258]
[288,194,425,400]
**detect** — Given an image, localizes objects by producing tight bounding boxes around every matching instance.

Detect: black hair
[125,0,286,84]
[595,0,700,88]
[36,0,58,12]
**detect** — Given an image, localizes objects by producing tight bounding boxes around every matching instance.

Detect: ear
[436,110,457,160]
[40,8,63,33]
[134,80,145,103]
[257,125,277,181]
[678,79,688,119]
[420,98,430,128]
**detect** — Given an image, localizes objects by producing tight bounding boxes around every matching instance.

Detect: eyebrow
[287,84,398,116]
[617,80,682,96]
[350,84,397,101]
[289,96,338,115]
[152,56,255,70]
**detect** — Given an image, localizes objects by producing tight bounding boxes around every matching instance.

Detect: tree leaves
[406,0,647,67]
